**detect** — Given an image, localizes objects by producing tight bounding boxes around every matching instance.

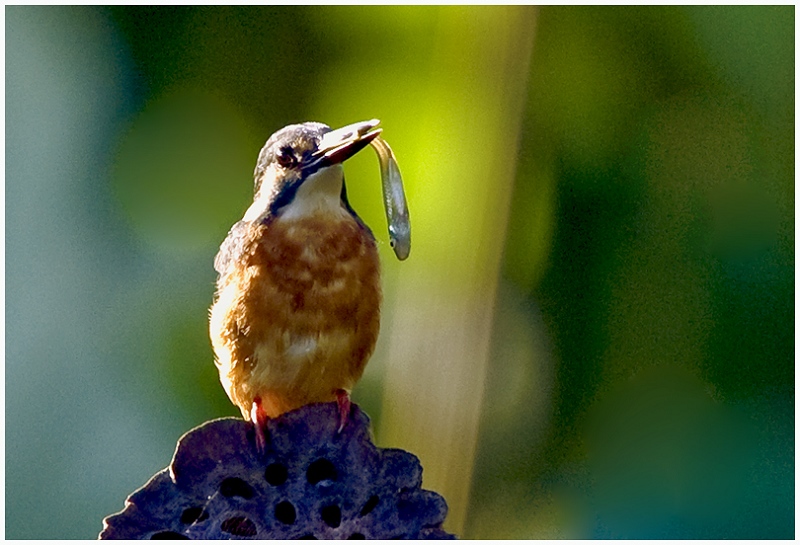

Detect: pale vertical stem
[378,6,537,535]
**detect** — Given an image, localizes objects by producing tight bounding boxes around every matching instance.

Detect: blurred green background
[6,5,793,539]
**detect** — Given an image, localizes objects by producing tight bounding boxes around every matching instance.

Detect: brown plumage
[209,120,383,450]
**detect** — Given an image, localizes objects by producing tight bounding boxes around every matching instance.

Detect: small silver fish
[370,135,410,260]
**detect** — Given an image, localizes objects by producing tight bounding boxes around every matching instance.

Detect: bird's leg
[335,389,351,433]
[250,397,269,454]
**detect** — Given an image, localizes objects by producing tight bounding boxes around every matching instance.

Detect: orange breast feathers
[209,211,381,420]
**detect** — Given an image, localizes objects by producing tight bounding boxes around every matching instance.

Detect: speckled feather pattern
[209,210,381,419]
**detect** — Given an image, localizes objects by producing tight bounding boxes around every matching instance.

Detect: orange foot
[250,397,269,454]
[335,389,351,433]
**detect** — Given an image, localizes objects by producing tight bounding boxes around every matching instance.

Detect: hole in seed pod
[347,533,366,539]
[151,531,189,539]
[321,504,342,528]
[219,477,255,499]
[180,506,208,524]
[306,458,337,484]
[220,516,257,537]
[359,495,379,517]
[275,500,297,525]
[265,462,288,486]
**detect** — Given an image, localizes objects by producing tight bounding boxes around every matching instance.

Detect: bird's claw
[251,398,269,454]
[335,389,351,433]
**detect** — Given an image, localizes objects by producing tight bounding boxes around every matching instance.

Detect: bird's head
[243,119,382,224]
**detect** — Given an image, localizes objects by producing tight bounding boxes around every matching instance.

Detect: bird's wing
[214,220,252,278]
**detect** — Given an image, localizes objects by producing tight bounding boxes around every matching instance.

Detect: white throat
[243,164,346,223]
[281,164,345,220]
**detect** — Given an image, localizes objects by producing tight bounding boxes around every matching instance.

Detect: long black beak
[309,119,383,170]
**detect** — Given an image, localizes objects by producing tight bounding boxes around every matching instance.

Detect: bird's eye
[277,147,297,169]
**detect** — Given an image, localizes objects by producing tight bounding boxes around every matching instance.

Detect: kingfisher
[209,119,393,452]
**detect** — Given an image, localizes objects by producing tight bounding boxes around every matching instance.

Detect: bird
[209,119,385,452]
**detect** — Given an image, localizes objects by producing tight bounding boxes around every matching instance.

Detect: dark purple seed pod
[100,402,455,540]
